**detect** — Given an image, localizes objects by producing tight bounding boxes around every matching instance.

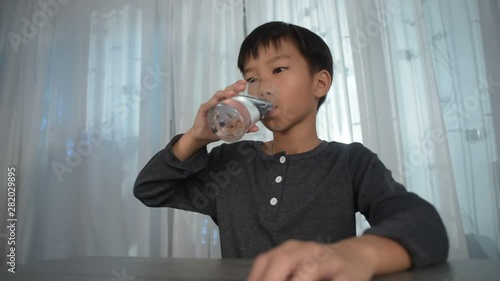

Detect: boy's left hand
[246,239,377,281]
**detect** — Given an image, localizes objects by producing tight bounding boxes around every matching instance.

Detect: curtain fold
[0,0,498,264]
[345,0,499,259]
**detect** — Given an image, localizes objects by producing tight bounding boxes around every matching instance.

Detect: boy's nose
[247,77,277,98]
[259,90,273,97]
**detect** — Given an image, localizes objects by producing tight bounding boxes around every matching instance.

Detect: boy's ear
[313,70,332,98]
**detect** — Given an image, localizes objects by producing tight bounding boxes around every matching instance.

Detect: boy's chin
[259,122,272,132]
[261,120,289,134]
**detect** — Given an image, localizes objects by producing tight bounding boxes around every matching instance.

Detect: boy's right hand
[187,80,247,144]
[173,80,259,161]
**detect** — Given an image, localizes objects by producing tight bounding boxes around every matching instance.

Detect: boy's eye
[247,77,257,83]
[273,67,288,74]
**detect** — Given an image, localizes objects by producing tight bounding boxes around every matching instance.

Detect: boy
[134,22,448,280]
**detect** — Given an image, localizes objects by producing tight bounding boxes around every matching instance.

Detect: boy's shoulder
[322,141,376,160]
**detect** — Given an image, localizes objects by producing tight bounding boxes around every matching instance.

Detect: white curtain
[345,0,500,259]
[0,0,498,265]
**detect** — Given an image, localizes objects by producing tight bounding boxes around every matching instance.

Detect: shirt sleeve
[347,142,449,268]
[133,134,217,222]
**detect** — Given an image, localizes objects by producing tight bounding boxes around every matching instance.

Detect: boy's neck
[269,123,321,155]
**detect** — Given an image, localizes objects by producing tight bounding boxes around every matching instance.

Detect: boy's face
[242,38,328,133]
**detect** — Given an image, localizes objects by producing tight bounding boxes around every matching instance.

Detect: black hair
[237,21,333,110]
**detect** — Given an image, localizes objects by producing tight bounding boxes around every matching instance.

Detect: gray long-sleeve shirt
[134,134,449,267]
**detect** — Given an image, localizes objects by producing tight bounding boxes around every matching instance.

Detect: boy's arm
[247,234,410,281]
[172,79,253,162]
[133,134,216,217]
[349,143,449,268]
[332,233,411,274]
[172,130,207,161]
[247,143,447,281]
[134,80,249,217]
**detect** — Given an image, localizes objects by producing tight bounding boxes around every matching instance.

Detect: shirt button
[279,156,286,163]
[270,197,278,206]
[275,176,282,183]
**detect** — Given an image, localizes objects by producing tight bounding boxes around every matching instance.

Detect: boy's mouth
[266,105,279,117]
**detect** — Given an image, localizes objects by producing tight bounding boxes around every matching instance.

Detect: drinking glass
[208,79,276,142]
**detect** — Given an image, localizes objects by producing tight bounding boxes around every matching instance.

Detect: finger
[206,80,247,108]
[290,248,340,281]
[254,241,307,281]
[258,255,297,281]
[203,81,247,111]
[200,90,237,113]
[247,253,296,281]
[225,79,247,92]
[247,125,259,132]
[247,254,271,281]
[291,258,335,281]
[213,88,239,102]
